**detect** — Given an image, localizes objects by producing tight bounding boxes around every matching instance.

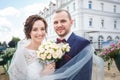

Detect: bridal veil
[8,39,104,80]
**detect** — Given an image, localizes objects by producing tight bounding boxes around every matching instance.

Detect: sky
[0,0,55,43]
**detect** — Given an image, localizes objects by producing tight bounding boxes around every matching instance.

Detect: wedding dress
[8,47,44,80]
[8,39,104,80]
[25,48,43,80]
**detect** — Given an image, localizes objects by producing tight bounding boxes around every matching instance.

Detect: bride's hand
[41,62,55,75]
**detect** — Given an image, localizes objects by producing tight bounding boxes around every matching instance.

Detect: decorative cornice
[82,8,120,18]
[98,0,120,4]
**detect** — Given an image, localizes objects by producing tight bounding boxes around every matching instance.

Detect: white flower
[36,41,70,63]
[47,53,52,59]
[52,52,59,59]
[57,49,64,58]
[65,44,71,52]
[38,47,45,53]
[40,54,46,60]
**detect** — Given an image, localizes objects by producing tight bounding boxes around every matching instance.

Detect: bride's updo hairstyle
[24,14,48,39]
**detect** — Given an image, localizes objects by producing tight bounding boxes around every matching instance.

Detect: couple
[8,10,93,80]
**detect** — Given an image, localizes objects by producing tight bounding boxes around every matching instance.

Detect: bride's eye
[32,28,37,31]
[41,27,45,31]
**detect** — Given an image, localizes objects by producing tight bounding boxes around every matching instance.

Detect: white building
[39,0,120,50]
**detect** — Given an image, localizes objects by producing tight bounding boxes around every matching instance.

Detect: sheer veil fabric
[41,44,104,80]
[8,47,28,80]
[8,39,104,80]
[92,54,104,80]
[8,39,43,80]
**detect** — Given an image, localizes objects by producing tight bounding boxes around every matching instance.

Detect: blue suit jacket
[56,33,93,80]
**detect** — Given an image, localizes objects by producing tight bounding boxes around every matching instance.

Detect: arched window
[107,36,112,41]
[98,36,104,49]
[115,36,119,41]
[89,36,93,44]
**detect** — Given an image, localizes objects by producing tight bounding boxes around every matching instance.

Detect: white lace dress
[8,47,44,80]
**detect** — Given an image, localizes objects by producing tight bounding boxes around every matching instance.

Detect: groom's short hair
[55,9,72,20]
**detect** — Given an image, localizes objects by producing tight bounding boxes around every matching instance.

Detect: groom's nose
[57,22,62,27]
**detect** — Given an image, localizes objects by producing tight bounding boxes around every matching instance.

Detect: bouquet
[36,41,70,63]
[100,41,120,70]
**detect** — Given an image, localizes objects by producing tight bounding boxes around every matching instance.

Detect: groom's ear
[70,19,74,26]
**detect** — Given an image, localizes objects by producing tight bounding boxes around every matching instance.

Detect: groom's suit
[56,32,93,80]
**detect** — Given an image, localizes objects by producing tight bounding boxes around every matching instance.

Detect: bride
[8,14,55,80]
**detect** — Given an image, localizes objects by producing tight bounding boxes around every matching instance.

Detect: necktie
[56,38,66,43]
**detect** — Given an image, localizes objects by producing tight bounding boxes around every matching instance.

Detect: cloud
[15,3,46,39]
[0,33,12,43]
[22,3,45,17]
[0,7,19,42]
[0,17,12,43]
[0,17,12,32]
[0,2,47,42]
[0,17,12,27]
[0,7,20,17]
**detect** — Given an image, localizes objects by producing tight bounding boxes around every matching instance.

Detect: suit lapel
[67,32,76,47]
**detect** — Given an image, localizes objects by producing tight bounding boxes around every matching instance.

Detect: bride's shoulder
[15,47,28,54]
[17,39,30,48]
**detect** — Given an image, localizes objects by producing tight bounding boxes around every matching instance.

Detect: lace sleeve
[8,48,28,80]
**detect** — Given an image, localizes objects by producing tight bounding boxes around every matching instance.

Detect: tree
[0,42,1,46]
[8,37,20,48]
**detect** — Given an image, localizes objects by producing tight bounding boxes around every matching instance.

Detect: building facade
[39,0,120,49]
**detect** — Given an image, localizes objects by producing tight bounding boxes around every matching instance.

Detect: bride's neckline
[25,42,40,51]
[24,47,36,52]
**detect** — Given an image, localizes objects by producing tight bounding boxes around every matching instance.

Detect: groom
[53,9,93,80]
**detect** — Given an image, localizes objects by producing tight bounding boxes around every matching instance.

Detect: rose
[36,41,70,63]
[100,41,120,70]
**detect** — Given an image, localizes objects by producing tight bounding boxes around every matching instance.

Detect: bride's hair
[24,14,48,39]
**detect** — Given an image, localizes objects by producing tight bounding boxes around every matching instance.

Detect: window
[67,6,69,11]
[73,2,76,11]
[114,5,116,13]
[74,19,76,28]
[101,3,104,11]
[89,37,93,43]
[101,19,104,28]
[98,36,104,49]
[115,36,119,41]
[114,20,117,29]
[88,1,92,9]
[60,0,63,6]
[89,18,93,27]
[107,36,112,41]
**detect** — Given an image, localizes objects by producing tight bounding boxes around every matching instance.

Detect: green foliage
[0,48,16,60]
[12,37,20,42]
